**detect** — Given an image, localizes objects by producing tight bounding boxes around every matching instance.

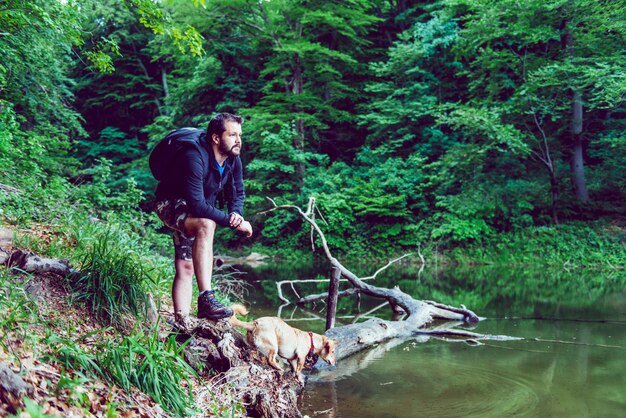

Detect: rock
[0,227,12,249]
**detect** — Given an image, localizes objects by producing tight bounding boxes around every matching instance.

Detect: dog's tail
[229,304,255,330]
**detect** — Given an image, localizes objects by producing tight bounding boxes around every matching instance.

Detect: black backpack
[149,127,204,181]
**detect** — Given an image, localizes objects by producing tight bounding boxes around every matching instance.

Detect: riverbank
[244,219,625,269]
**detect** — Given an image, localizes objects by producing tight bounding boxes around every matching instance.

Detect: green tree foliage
[69,0,162,200]
[70,0,209,202]
[441,0,626,213]
[354,0,626,247]
[0,0,153,229]
[0,0,86,185]
[2,0,623,258]
[232,0,382,180]
[360,15,459,155]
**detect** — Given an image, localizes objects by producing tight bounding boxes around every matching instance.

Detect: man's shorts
[154,199,194,261]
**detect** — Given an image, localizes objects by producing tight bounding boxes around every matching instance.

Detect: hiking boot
[197,290,233,320]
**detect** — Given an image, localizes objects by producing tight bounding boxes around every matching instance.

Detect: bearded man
[154,113,252,324]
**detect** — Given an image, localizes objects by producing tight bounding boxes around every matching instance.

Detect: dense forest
[1,0,625,263]
[1,1,625,416]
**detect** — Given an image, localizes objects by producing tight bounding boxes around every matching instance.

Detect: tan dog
[229,304,337,381]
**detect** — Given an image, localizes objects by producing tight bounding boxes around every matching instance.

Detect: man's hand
[237,220,253,237]
[229,212,244,228]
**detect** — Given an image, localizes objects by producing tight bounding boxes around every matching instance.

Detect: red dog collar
[304,331,318,369]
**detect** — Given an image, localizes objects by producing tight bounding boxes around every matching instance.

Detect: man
[154,113,253,325]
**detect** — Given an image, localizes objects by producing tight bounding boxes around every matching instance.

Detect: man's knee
[184,217,216,238]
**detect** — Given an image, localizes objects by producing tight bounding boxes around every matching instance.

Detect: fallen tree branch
[297,288,359,305]
[424,300,485,322]
[3,249,76,277]
[277,278,363,305]
[361,253,413,280]
[261,196,485,362]
[415,329,523,342]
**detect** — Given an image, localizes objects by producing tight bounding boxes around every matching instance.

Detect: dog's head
[319,337,337,366]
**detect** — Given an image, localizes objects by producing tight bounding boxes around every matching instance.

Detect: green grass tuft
[97,326,198,417]
[68,225,155,328]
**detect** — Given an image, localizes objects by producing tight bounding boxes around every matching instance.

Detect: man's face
[217,121,242,157]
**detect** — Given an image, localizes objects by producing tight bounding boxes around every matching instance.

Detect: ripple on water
[417,363,540,418]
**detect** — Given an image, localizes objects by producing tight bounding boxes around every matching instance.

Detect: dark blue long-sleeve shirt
[155,133,245,227]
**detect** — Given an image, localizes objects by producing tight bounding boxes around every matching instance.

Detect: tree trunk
[133,56,163,117]
[530,112,560,224]
[325,266,340,330]
[570,91,589,202]
[291,55,305,187]
[2,249,74,277]
[549,169,560,225]
[161,67,169,98]
[563,23,589,203]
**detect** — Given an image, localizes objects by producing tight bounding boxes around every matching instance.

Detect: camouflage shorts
[154,199,194,261]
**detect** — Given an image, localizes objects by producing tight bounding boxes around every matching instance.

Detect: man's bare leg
[184,217,216,291]
[183,217,232,319]
[172,259,194,316]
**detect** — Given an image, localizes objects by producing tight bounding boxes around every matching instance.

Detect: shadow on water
[227,258,626,418]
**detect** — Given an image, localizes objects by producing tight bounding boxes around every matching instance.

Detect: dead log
[260,197,513,365]
[296,287,359,305]
[3,249,75,277]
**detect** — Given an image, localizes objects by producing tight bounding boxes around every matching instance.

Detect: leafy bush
[456,221,626,266]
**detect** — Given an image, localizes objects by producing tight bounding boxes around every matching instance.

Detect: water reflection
[301,318,626,417]
[230,259,625,418]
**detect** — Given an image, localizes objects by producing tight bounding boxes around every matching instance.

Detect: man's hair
[207,113,244,139]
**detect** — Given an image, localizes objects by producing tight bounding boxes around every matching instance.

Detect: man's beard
[218,140,240,157]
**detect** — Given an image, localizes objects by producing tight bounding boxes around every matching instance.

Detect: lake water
[227,258,626,418]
